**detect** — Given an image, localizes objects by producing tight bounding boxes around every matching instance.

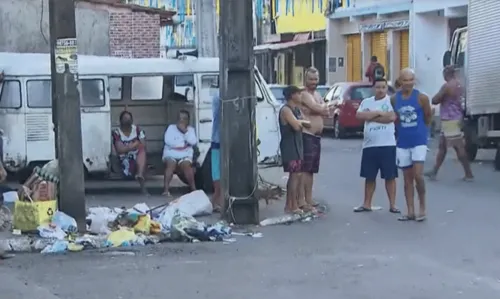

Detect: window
[332,86,343,99]
[458,31,467,54]
[27,79,105,108]
[80,80,105,107]
[270,87,285,103]
[131,76,163,100]
[350,87,374,100]
[201,75,219,97]
[323,86,336,102]
[0,80,21,108]
[27,80,52,108]
[255,81,264,102]
[109,77,123,101]
[317,87,329,98]
[175,75,194,86]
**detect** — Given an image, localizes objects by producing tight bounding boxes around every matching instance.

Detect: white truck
[442,1,500,170]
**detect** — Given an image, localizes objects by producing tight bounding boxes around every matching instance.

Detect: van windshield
[26,79,105,108]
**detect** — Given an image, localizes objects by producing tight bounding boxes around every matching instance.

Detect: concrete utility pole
[195,0,218,57]
[219,0,258,224]
[48,0,86,232]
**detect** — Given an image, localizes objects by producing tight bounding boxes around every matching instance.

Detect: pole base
[225,198,259,225]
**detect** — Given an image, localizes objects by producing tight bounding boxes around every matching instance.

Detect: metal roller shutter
[370,32,387,71]
[399,30,409,70]
[346,34,362,82]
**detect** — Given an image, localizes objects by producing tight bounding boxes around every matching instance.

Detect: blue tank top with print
[394,89,428,148]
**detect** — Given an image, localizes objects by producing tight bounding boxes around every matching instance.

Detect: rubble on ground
[0,160,262,255]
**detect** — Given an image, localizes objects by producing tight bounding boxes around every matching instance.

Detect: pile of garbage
[0,160,260,254]
[35,189,242,254]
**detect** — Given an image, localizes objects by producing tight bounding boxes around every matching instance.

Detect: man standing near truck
[426,66,474,181]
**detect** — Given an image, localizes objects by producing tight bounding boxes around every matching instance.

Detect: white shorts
[396,145,427,168]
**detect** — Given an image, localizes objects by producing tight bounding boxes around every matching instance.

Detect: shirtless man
[299,67,331,211]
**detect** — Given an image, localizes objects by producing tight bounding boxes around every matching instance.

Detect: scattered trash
[41,240,68,254]
[446,210,454,213]
[107,228,137,247]
[2,191,18,203]
[38,225,66,240]
[260,211,318,226]
[51,211,77,233]
[157,190,213,228]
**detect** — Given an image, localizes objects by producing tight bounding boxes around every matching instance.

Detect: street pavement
[2,137,500,299]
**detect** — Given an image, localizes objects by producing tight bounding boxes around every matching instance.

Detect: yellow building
[260,0,328,85]
[274,0,329,34]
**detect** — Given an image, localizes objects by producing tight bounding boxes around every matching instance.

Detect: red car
[323,82,395,138]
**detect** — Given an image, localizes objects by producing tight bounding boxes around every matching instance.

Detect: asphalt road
[2,137,500,299]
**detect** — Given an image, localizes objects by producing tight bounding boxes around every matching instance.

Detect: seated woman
[111,111,148,194]
[162,110,197,196]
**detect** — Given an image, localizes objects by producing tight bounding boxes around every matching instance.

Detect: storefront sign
[359,20,409,32]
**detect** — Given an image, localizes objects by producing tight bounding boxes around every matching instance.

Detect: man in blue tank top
[391,68,433,222]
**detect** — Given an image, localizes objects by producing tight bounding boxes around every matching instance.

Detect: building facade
[256,0,328,85]
[0,0,174,58]
[326,0,467,96]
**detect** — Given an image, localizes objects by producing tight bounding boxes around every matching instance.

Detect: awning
[254,38,325,53]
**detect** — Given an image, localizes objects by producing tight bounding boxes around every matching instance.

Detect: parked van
[0,53,281,190]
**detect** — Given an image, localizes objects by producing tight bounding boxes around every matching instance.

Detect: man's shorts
[283,160,303,173]
[302,133,321,173]
[211,148,221,181]
[441,119,463,141]
[360,146,398,180]
[396,145,427,168]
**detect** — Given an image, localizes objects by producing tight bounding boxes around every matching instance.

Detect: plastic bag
[41,240,68,254]
[133,215,151,234]
[51,211,77,233]
[37,225,66,240]
[170,211,206,241]
[107,228,137,247]
[158,190,212,228]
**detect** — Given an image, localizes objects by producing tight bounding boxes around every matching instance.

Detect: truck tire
[194,148,214,193]
[495,146,500,171]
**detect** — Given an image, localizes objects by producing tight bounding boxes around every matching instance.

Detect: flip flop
[416,215,427,222]
[398,215,416,221]
[389,207,401,214]
[462,177,474,182]
[353,206,372,213]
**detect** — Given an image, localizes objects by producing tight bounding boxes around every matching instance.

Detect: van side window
[109,77,123,101]
[26,79,105,107]
[175,75,194,86]
[131,76,163,100]
[201,75,219,97]
[0,80,21,108]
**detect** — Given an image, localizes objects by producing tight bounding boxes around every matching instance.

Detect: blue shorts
[360,146,398,180]
[211,148,220,181]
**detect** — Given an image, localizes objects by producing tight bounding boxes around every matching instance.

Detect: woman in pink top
[426,66,474,181]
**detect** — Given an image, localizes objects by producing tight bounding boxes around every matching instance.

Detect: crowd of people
[108,62,472,221]
[279,65,472,221]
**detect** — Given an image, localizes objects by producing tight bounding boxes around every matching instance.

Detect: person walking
[426,66,474,181]
[392,68,433,222]
[354,78,400,214]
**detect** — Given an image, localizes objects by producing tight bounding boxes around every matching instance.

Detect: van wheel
[195,149,214,193]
